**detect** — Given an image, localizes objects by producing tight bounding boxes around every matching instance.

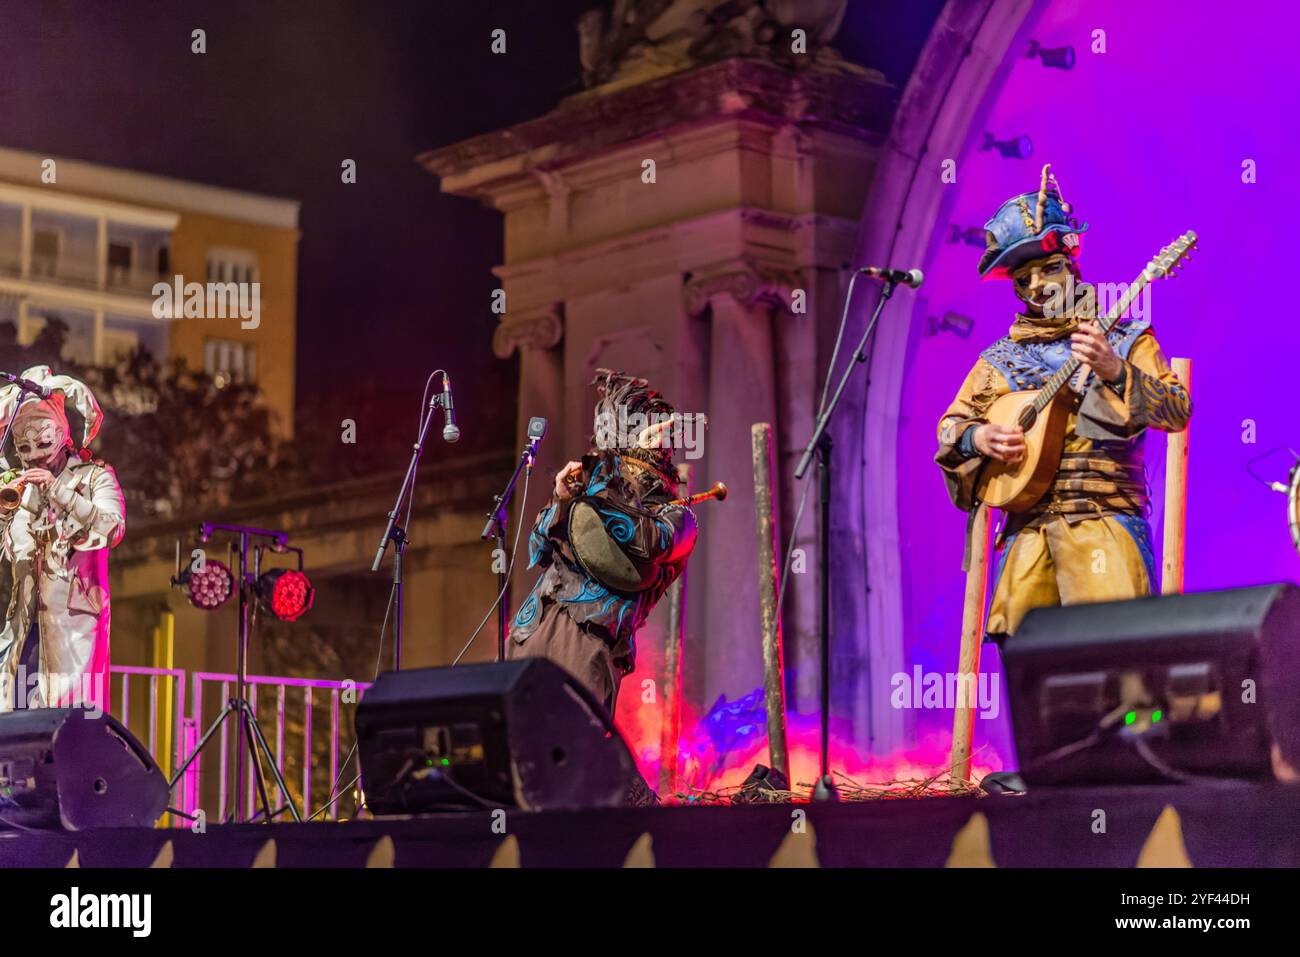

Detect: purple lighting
[893,0,1300,767]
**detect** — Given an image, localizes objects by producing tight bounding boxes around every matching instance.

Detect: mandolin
[975,231,1198,513]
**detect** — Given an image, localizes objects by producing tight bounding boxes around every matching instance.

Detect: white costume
[0,366,125,712]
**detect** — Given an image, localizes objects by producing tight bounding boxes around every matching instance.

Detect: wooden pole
[1161,357,1192,595]
[658,463,691,796]
[950,502,991,782]
[752,423,790,783]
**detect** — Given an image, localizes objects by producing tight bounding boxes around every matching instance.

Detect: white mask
[13,417,69,469]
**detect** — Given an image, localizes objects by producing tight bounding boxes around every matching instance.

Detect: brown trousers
[506,600,621,715]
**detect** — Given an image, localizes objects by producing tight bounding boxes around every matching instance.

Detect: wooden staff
[950,501,991,782]
[752,423,790,783]
[658,463,691,796]
[1161,357,1192,595]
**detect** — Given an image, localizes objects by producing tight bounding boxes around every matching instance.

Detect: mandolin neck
[1030,266,1152,413]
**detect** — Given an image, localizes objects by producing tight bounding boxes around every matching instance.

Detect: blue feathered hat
[978,164,1087,280]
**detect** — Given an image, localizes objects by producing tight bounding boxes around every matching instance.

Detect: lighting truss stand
[169,523,303,824]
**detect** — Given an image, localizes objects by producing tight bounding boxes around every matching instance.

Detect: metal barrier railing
[109,666,370,827]
[111,665,186,779]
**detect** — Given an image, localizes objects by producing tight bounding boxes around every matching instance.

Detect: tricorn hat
[979,163,1088,280]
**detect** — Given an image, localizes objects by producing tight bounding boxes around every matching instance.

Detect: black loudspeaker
[1004,583,1300,786]
[0,709,170,830]
[355,658,643,813]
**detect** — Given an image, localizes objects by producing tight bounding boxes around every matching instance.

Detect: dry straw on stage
[672,759,990,805]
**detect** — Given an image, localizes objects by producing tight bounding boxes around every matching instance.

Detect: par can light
[180,558,234,611]
[257,567,315,622]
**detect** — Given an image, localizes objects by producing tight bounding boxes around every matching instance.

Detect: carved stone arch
[836,0,1048,751]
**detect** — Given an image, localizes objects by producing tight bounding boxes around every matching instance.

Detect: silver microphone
[859,266,924,289]
[441,373,460,443]
[0,371,52,398]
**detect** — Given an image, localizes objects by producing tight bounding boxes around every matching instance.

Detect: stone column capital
[683,263,804,317]
[492,302,565,358]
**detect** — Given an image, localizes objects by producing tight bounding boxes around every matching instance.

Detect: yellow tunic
[936,329,1191,635]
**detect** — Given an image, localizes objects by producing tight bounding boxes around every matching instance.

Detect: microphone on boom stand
[790,264,920,801]
[371,370,461,672]
[440,373,460,443]
[482,416,548,661]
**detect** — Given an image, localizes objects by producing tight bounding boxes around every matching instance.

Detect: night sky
[1,0,940,451]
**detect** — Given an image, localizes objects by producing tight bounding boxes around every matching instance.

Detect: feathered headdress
[0,365,104,469]
[589,368,678,489]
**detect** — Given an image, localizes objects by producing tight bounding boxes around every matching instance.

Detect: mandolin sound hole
[1018,406,1037,431]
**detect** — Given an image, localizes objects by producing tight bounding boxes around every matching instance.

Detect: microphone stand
[481,433,541,661]
[372,385,450,671]
[793,273,899,802]
[0,375,48,472]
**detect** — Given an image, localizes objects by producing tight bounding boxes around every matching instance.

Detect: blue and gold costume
[508,372,697,713]
[935,165,1192,635]
[511,454,696,654]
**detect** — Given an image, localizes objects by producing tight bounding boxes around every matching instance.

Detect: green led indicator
[441,758,451,766]
[1124,711,1136,726]
[1152,710,1162,723]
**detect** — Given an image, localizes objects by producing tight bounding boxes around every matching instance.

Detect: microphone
[525,415,547,449]
[440,372,460,443]
[523,416,547,471]
[0,372,51,399]
[859,266,924,289]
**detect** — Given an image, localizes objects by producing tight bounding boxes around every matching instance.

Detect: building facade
[0,147,299,436]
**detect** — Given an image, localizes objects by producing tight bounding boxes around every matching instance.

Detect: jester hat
[0,365,104,469]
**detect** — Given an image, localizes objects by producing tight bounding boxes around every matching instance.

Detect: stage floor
[4,781,1299,867]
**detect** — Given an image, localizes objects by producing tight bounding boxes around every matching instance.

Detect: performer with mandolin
[936,165,1193,637]
[507,369,702,714]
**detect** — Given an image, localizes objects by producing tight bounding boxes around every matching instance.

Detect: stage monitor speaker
[355,658,643,813]
[1004,583,1300,786]
[0,708,170,830]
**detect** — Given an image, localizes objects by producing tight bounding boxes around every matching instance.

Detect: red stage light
[257,568,315,621]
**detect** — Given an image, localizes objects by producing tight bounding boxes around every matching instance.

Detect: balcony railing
[0,255,165,297]
[107,267,169,295]
[29,256,100,289]
[109,666,371,828]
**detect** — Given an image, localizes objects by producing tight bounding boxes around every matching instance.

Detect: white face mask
[13,419,69,469]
